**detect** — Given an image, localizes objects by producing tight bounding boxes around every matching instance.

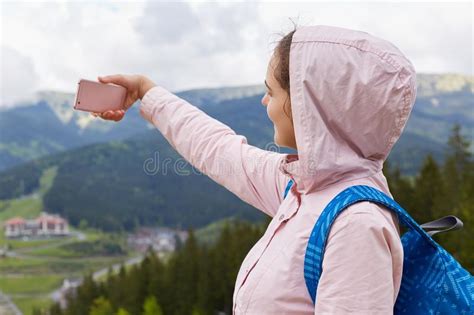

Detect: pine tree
[384,161,415,213]
[413,154,445,223]
[48,303,63,315]
[65,274,101,315]
[442,123,472,208]
[456,187,474,272]
[174,228,200,314]
[121,264,149,314]
[142,295,164,315]
[146,250,166,306]
[195,243,214,314]
[89,296,114,315]
[115,309,130,315]
[438,123,474,266]
[212,222,234,313]
[383,160,414,235]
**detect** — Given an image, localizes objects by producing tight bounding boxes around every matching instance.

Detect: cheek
[267,99,283,123]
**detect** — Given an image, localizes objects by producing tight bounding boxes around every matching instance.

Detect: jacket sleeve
[314,202,404,314]
[139,85,290,217]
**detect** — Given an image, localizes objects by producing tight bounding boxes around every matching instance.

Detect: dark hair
[273,25,297,122]
[274,30,296,95]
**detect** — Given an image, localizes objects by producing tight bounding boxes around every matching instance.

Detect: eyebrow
[264,79,273,92]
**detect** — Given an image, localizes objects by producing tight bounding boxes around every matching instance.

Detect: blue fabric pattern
[283,179,294,200]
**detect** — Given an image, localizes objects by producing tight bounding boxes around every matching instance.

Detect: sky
[0,0,472,108]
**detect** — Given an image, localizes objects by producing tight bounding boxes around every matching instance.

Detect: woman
[94,24,417,314]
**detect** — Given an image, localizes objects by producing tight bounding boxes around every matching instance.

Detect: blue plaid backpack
[283,180,474,314]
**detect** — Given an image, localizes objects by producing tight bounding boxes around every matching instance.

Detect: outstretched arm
[139,85,290,217]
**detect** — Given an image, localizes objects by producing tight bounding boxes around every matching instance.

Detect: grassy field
[11,297,51,315]
[0,275,63,295]
[0,231,133,314]
[0,167,136,315]
[0,233,135,314]
[0,196,42,224]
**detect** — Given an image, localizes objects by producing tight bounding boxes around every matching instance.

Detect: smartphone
[73,79,127,113]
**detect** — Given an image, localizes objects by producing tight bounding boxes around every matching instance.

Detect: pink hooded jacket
[139,25,417,314]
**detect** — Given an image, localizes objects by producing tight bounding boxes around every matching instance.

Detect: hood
[278,25,417,194]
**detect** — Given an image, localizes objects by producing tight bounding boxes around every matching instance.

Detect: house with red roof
[4,212,69,238]
[4,217,25,238]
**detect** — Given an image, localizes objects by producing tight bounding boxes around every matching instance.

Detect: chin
[274,136,285,148]
[274,134,280,146]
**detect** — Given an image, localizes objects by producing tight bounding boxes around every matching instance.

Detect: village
[1,212,189,312]
[2,213,188,254]
[51,226,189,308]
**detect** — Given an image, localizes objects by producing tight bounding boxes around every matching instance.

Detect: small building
[4,217,25,238]
[127,227,188,254]
[3,212,69,239]
[36,213,69,236]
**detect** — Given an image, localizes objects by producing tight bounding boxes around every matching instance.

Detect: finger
[113,113,124,121]
[102,110,123,121]
[98,74,127,87]
[107,111,123,121]
[115,111,125,120]
[96,111,110,119]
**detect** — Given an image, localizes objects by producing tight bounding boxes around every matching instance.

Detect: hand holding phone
[73,79,127,113]
[74,74,154,122]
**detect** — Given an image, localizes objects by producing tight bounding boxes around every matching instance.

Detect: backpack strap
[419,215,463,236]
[283,179,294,199]
[303,184,440,304]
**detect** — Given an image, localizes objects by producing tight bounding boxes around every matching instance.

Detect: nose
[261,93,269,106]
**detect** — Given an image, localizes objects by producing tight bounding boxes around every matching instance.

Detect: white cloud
[0,45,40,108]
[0,0,472,108]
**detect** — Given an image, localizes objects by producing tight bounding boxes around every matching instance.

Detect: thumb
[98,75,109,83]
[98,74,126,86]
